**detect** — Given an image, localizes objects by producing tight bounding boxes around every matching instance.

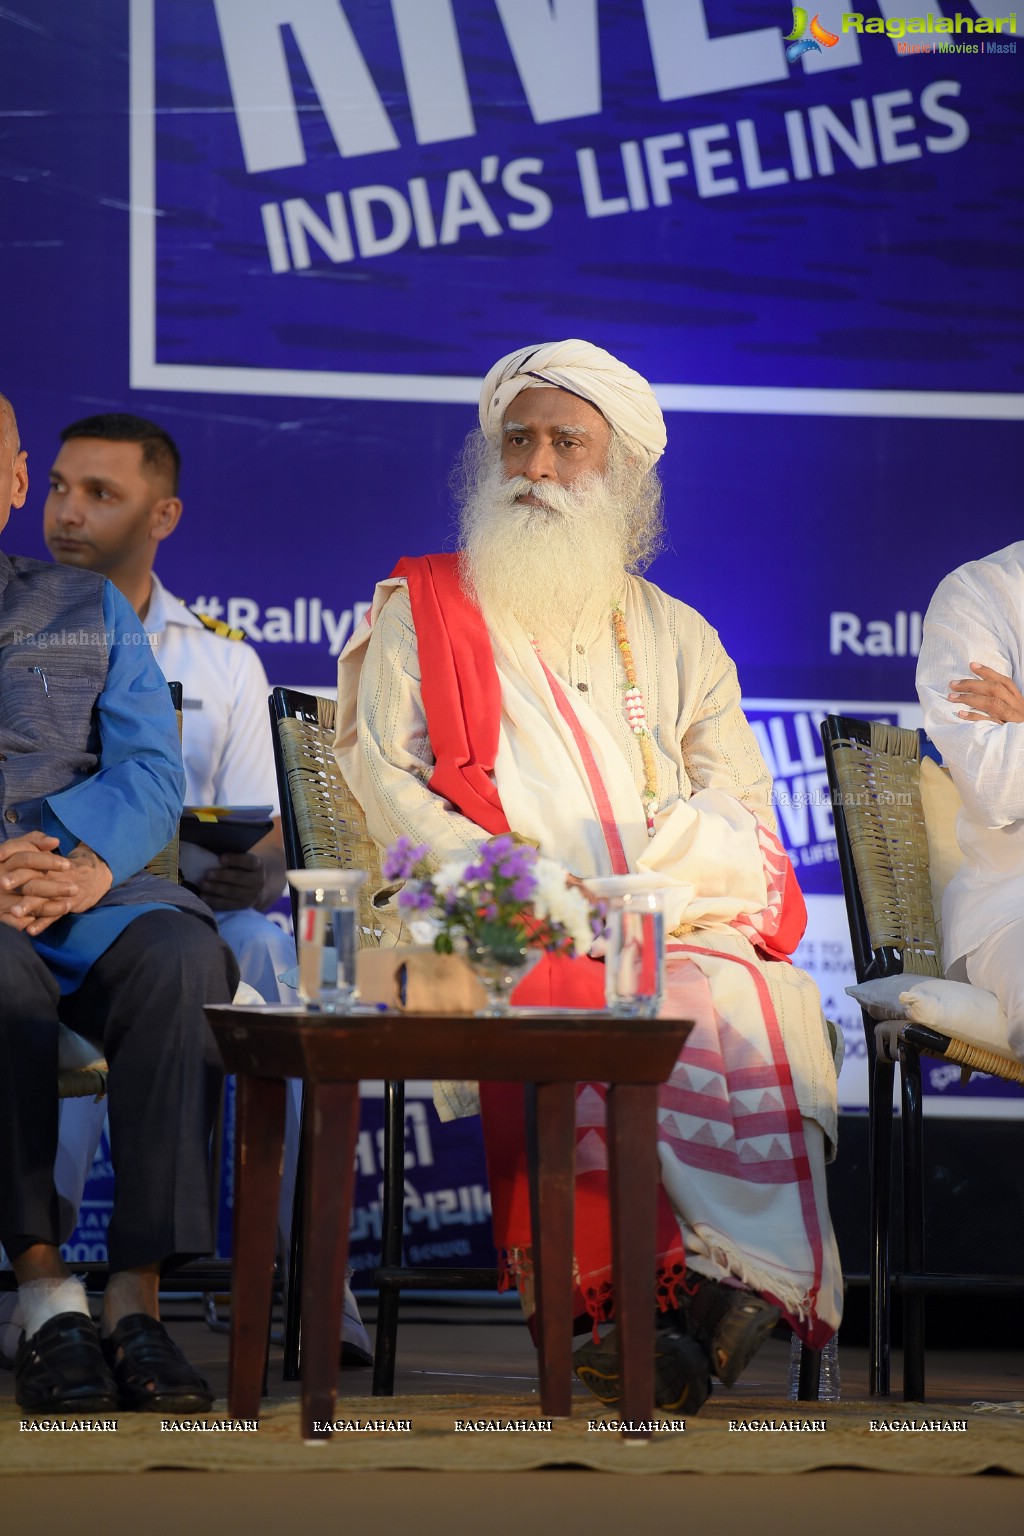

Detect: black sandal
[102,1312,214,1412]
[15,1311,118,1414]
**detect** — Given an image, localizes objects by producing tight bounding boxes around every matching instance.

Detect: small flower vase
[467,944,542,1016]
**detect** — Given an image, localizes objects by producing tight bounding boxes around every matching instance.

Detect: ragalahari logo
[785,9,840,60]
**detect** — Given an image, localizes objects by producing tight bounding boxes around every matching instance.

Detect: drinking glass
[287,870,367,1013]
[604,890,665,1016]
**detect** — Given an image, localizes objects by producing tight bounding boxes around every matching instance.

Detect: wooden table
[205,1005,692,1441]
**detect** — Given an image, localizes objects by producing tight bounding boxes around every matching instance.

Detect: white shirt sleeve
[917,564,1024,827]
[155,616,278,812]
[206,641,279,812]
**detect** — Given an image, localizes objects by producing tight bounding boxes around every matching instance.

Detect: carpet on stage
[3,1396,1022,1477]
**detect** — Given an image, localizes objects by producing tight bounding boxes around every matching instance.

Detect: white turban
[478,339,666,469]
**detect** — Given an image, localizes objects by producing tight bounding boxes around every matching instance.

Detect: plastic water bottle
[787,1331,841,1401]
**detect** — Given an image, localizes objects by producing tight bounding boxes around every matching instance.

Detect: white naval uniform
[143,574,293,1002]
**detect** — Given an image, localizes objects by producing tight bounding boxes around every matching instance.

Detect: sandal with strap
[678,1271,780,1388]
[102,1313,214,1412]
[15,1311,118,1414]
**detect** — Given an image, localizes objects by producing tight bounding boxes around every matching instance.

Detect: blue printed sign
[133,0,1023,402]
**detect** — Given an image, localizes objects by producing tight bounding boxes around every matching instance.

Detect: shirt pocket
[0,645,107,746]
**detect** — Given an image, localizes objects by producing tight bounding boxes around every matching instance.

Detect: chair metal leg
[796,1345,822,1401]
[282,1084,305,1382]
[372,1078,406,1396]
[899,1042,926,1402]
[868,1045,895,1396]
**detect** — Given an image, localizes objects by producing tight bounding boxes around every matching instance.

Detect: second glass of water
[604,890,665,1016]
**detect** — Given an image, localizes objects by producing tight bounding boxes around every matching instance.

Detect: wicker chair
[269,686,499,1395]
[821,715,1024,1400]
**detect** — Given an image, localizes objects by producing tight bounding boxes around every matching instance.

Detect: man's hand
[948,664,1024,724]
[0,831,77,932]
[0,835,112,935]
[199,851,266,911]
[196,818,286,913]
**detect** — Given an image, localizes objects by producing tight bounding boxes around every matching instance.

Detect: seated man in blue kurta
[0,390,238,1414]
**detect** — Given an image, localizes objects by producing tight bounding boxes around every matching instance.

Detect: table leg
[301,1080,360,1441]
[526,1080,576,1418]
[228,1074,286,1422]
[607,1083,658,1434]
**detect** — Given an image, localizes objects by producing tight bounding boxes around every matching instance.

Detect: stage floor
[1,1293,1021,1534]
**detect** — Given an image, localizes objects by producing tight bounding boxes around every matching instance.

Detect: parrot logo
[785,9,840,61]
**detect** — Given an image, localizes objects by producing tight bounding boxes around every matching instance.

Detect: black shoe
[574,1321,711,1415]
[15,1311,118,1414]
[678,1271,780,1388]
[102,1313,214,1413]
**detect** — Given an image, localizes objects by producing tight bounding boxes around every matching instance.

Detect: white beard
[459,462,628,638]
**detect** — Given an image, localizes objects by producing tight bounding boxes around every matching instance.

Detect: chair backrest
[269,686,391,947]
[821,715,943,984]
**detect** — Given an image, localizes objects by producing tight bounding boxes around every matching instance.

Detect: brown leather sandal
[102,1312,214,1412]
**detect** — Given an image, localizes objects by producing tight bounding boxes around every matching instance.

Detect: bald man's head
[0,392,30,538]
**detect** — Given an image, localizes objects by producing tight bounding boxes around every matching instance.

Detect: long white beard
[459,463,628,637]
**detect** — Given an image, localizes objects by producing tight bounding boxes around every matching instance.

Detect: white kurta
[336,573,837,1147]
[916,541,1024,968]
[337,569,842,1327]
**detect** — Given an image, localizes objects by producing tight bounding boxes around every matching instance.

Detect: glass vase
[467,944,541,1016]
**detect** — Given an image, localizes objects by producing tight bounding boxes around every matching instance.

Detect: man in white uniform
[916,541,1024,1060]
[336,340,842,1411]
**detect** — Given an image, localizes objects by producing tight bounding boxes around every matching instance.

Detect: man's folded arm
[41,583,185,883]
[917,571,1024,827]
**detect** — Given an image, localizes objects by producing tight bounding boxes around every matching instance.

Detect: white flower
[432,858,471,898]
[531,857,595,954]
[409,917,442,946]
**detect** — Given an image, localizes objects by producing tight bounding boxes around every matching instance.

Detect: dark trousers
[0,909,238,1272]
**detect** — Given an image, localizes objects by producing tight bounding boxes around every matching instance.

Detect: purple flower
[396,882,434,912]
[508,874,536,902]
[383,836,429,881]
[497,845,535,880]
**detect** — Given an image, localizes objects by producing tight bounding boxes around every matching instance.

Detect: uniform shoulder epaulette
[189,607,248,641]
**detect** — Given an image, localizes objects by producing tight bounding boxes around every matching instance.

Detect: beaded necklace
[612,606,658,836]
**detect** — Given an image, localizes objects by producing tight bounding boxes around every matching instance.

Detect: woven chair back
[275,695,388,947]
[829,720,943,979]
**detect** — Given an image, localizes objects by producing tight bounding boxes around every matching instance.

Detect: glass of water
[287,869,367,1013]
[604,889,665,1017]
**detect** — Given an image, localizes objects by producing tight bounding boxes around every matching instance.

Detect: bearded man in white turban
[336,339,842,1414]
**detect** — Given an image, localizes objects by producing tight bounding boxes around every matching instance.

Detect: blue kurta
[28,583,185,992]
